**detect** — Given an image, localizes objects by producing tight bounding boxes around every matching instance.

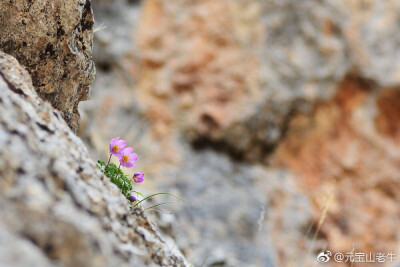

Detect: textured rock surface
[153,150,313,266]
[80,0,400,266]
[0,51,188,267]
[134,0,349,162]
[274,75,400,262]
[0,0,96,132]
[133,0,400,162]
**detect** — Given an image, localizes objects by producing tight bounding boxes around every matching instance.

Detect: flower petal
[123,147,134,156]
[134,177,143,183]
[133,172,144,183]
[116,139,127,148]
[124,162,135,168]
[134,172,144,179]
[110,137,120,146]
[129,153,138,162]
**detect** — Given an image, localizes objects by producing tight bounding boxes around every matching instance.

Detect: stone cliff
[0,1,188,266]
[0,0,95,132]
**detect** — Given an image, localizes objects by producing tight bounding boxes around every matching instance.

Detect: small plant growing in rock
[97,137,143,203]
[97,137,184,209]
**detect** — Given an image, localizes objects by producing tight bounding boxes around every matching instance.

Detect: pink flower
[133,172,144,183]
[119,147,137,168]
[109,137,126,156]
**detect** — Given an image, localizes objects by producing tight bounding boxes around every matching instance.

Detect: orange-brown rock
[274,75,400,265]
[136,0,266,160]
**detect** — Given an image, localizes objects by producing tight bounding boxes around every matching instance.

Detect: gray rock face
[0,0,96,132]
[153,149,312,266]
[0,51,188,267]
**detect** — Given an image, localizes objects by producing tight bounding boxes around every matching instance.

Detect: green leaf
[145,201,174,210]
[133,192,185,208]
[133,191,145,198]
[200,256,209,267]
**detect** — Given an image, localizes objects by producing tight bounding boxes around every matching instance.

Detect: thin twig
[305,184,335,266]
[106,154,112,167]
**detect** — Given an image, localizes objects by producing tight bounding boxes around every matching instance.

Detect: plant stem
[115,163,121,179]
[106,154,112,168]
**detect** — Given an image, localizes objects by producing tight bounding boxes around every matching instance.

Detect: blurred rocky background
[79,0,400,266]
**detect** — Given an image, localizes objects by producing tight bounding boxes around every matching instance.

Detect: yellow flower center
[123,155,129,162]
[112,145,119,152]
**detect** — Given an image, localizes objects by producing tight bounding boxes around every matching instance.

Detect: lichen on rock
[0,0,96,132]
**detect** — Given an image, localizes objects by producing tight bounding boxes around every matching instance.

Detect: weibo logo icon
[317,251,332,263]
